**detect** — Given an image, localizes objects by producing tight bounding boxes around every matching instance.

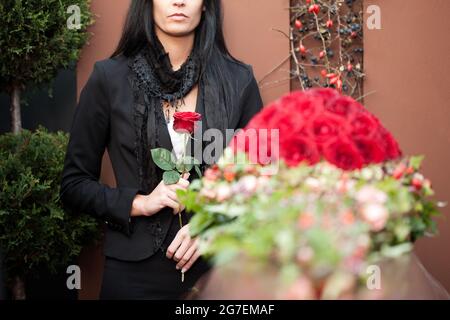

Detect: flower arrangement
[231,88,401,170]
[178,89,443,299]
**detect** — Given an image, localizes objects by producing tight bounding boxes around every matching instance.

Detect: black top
[59,54,263,261]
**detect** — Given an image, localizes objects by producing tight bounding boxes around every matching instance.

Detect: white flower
[238,175,258,194]
[360,203,389,232]
[304,177,321,192]
[216,184,232,202]
[356,186,387,204]
[361,168,374,180]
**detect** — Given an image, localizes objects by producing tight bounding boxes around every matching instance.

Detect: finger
[167,183,186,193]
[181,250,201,274]
[162,196,181,214]
[173,237,193,263]
[166,230,186,259]
[166,189,178,203]
[176,238,198,270]
[182,172,190,180]
[173,204,185,215]
[177,178,190,189]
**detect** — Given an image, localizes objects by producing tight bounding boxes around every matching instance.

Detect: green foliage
[0,126,99,283]
[0,0,93,92]
[151,148,202,185]
[179,154,442,277]
[151,148,176,171]
[163,170,181,185]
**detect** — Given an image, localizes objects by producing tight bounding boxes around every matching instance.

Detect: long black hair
[111,0,239,66]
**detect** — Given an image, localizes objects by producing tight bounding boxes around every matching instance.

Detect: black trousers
[99,216,212,300]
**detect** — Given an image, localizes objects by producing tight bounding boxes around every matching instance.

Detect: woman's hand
[131,173,190,217]
[166,224,201,273]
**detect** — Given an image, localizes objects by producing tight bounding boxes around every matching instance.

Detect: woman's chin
[165,28,196,38]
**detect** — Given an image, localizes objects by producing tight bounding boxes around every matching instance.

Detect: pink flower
[360,203,389,231]
[356,186,387,204]
[216,184,232,202]
[237,175,258,195]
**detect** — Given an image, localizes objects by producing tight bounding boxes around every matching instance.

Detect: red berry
[411,173,424,190]
[347,63,353,72]
[319,51,325,59]
[330,76,339,85]
[299,44,306,54]
[392,163,406,179]
[295,19,303,29]
[321,69,327,77]
[351,31,357,38]
[406,166,414,175]
[308,4,320,14]
[326,20,333,28]
[412,178,423,190]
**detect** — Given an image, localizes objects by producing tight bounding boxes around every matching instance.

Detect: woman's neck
[155,28,195,71]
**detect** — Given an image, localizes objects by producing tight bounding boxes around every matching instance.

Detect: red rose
[308,87,339,100]
[325,95,358,117]
[350,112,378,137]
[280,135,320,167]
[230,128,277,165]
[233,88,402,170]
[376,128,402,160]
[311,114,342,145]
[323,138,364,170]
[173,111,202,134]
[276,91,319,119]
[293,96,317,119]
[354,137,386,164]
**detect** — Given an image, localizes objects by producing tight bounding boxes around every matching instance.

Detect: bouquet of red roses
[231,88,402,170]
[178,88,444,299]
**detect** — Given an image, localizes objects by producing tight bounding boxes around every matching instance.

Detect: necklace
[162,99,185,123]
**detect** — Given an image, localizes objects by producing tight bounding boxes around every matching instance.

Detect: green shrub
[0,0,93,133]
[0,126,99,292]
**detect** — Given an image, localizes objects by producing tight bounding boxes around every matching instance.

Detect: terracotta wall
[363,0,450,292]
[76,0,290,299]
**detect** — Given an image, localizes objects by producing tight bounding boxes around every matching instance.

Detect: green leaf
[189,212,216,236]
[176,157,193,173]
[189,179,202,191]
[163,170,180,185]
[194,165,202,179]
[380,243,413,258]
[409,155,425,170]
[151,148,176,171]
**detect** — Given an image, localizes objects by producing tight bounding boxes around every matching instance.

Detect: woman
[60,0,263,299]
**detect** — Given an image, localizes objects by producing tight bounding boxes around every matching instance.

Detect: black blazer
[59,54,263,261]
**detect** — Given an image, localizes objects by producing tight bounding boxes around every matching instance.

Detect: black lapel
[150,95,174,152]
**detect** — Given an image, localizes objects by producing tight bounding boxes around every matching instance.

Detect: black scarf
[140,32,202,120]
[128,36,229,194]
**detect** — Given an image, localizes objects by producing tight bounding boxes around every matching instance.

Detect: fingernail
[176,266,180,270]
